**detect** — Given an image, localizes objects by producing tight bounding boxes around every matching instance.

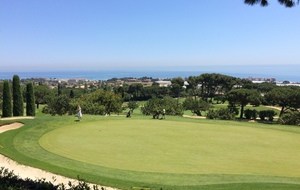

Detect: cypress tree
[13,75,24,116]
[69,89,75,98]
[2,80,12,117]
[26,82,35,116]
[58,82,62,96]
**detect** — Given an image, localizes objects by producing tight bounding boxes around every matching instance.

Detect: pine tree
[12,75,24,116]
[26,82,35,116]
[2,80,12,117]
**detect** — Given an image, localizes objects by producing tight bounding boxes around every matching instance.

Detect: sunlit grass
[1,115,300,190]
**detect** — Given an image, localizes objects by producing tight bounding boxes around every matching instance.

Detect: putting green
[40,119,300,177]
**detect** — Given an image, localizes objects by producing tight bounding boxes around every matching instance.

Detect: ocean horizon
[0,70,300,82]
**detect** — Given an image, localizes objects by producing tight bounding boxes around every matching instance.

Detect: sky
[0,0,299,73]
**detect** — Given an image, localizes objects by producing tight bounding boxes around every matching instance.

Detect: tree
[244,0,299,7]
[34,84,54,109]
[69,89,75,98]
[225,88,261,119]
[12,75,24,116]
[26,82,35,116]
[58,82,62,96]
[257,82,276,93]
[72,89,123,115]
[186,76,200,98]
[265,87,300,117]
[182,97,211,116]
[127,83,144,100]
[2,80,12,117]
[141,96,183,116]
[128,101,139,113]
[171,77,184,98]
[0,82,4,110]
[43,94,71,116]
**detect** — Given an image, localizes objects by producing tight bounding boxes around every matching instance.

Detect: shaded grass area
[1,115,300,190]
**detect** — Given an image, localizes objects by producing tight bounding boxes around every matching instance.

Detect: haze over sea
[0,65,299,82]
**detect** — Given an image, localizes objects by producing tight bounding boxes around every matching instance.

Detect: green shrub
[259,110,276,121]
[206,109,216,119]
[0,167,102,190]
[244,109,258,120]
[278,111,300,126]
[206,108,236,120]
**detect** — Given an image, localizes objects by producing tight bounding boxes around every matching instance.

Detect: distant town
[1,75,299,89]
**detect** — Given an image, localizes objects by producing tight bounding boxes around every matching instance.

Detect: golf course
[1,114,300,190]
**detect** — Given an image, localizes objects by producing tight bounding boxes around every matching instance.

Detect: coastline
[0,68,299,82]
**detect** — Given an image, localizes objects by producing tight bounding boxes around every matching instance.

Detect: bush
[0,167,103,190]
[244,109,258,120]
[216,108,236,120]
[206,109,216,119]
[206,108,236,120]
[278,111,300,126]
[259,110,276,121]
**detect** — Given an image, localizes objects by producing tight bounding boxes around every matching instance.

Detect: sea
[0,65,299,82]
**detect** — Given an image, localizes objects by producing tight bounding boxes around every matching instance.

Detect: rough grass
[1,115,300,190]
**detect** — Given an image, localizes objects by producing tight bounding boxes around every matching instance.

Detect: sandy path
[0,116,35,121]
[0,122,119,190]
[183,115,206,119]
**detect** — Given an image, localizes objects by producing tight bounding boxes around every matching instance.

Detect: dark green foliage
[206,109,216,119]
[69,89,123,115]
[265,87,300,117]
[225,89,261,119]
[58,83,62,96]
[170,77,185,98]
[259,110,276,121]
[199,73,239,101]
[257,82,276,93]
[141,96,183,116]
[127,101,139,113]
[0,167,101,190]
[12,75,24,116]
[278,111,300,125]
[206,108,236,120]
[34,84,54,109]
[127,83,144,100]
[69,89,75,98]
[244,0,299,7]
[244,109,258,120]
[26,82,35,116]
[227,103,239,116]
[182,97,211,116]
[42,95,71,116]
[2,80,12,117]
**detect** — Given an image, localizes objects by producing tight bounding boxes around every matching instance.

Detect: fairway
[40,119,300,177]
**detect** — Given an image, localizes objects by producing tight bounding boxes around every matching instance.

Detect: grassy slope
[1,114,300,190]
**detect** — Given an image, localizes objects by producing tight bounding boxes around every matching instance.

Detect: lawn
[1,114,300,190]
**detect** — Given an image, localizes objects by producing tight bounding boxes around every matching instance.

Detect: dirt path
[0,116,35,121]
[265,106,282,111]
[183,115,206,119]
[0,122,119,190]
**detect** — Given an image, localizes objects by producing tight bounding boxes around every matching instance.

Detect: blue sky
[0,0,299,72]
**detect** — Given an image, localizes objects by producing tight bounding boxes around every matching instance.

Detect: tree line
[1,73,300,125]
[1,75,35,117]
